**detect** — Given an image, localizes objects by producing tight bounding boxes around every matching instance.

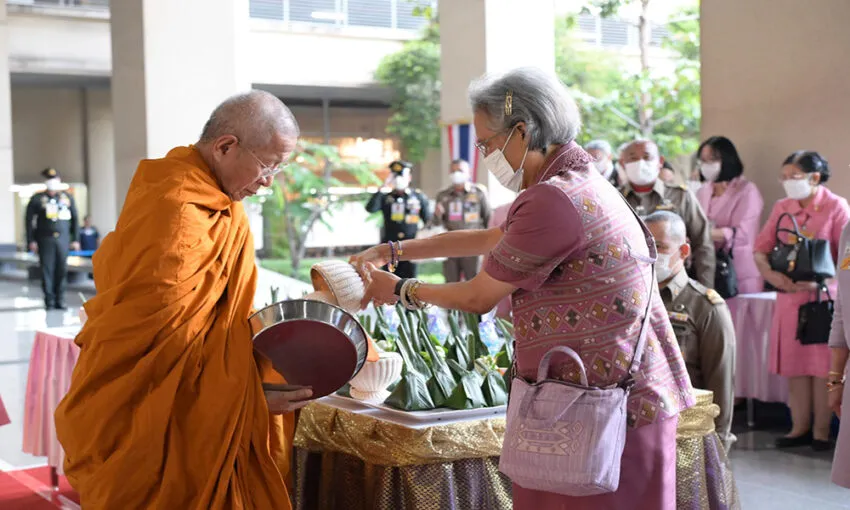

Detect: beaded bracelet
[387,241,397,273]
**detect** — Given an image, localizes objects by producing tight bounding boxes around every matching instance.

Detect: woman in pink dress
[827,222,850,488]
[695,136,764,299]
[352,67,694,509]
[754,150,850,451]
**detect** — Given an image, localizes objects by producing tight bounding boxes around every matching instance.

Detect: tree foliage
[375,0,700,161]
[565,0,701,158]
[256,142,380,272]
[374,11,441,164]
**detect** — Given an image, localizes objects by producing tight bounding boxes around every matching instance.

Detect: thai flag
[446,124,480,182]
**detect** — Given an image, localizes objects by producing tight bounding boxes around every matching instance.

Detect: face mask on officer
[450,171,467,186]
[624,159,660,187]
[392,175,410,191]
[45,178,62,192]
[594,158,614,179]
[650,230,690,285]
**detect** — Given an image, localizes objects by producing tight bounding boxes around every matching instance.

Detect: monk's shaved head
[198,90,300,202]
[200,90,299,148]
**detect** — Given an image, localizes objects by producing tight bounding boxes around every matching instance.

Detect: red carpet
[0,466,79,509]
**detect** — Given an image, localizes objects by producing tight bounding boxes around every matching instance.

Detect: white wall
[5,7,410,88]
[7,9,111,76]
[11,86,85,183]
[248,22,411,88]
[702,0,850,214]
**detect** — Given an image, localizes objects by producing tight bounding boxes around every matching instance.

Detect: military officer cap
[42,167,60,180]
[389,160,413,176]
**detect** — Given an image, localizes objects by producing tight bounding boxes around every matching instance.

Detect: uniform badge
[656,199,674,211]
[448,201,463,222]
[669,311,690,323]
[705,288,724,305]
[390,201,405,223]
[59,195,71,207]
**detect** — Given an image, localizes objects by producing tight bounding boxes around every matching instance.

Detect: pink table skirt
[22,327,81,471]
[730,293,789,403]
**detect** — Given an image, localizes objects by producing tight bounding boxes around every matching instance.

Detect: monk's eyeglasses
[248,151,283,179]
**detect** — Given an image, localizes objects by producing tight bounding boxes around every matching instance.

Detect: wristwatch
[394,279,407,296]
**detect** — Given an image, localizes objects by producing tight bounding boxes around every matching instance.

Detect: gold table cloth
[293,389,739,510]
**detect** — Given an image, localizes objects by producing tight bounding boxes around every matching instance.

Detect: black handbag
[715,227,738,299]
[797,285,834,345]
[768,212,835,282]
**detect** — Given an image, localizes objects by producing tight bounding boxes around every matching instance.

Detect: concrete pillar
[84,88,116,233]
[438,0,555,207]
[110,0,251,216]
[0,4,14,244]
[701,0,850,214]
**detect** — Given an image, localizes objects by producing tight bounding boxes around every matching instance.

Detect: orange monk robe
[55,146,296,509]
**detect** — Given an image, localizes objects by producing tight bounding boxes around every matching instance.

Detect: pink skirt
[770,291,831,377]
[512,416,678,510]
[0,395,10,427]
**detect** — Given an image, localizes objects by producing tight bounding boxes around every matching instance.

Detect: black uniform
[25,169,79,309]
[366,162,431,279]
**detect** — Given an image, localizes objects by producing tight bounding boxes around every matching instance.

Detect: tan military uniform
[432,183,491,282]
[623,179,715,287]
[661,269,736,449]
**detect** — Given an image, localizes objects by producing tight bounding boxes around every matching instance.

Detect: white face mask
[699,161,722,182]
[45,178,62,192]
[783,178,814,200]
[450,171,467,186]
[482,127,528,192]
[594,159,614,179]
[393,175,410,191]
[625,159,660,187]
[655,252,677,284]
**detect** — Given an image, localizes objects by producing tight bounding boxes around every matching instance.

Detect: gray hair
[451,159,470,173]
[616,141,630,159]
[468,67,581,152]
[624,138,659,155]
[644,211,687,245]
[586,139,612,155]
[200,90,300,149]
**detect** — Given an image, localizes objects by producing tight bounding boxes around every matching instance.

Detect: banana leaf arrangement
[356,306,515,412]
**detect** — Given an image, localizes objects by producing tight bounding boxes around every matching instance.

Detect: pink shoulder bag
[499,203,657,497]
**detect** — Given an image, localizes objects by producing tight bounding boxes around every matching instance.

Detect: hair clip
[505,90,513,116]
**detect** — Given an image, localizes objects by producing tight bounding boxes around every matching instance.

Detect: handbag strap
[536,345,588,385]
[619,195,657,378]
[775,212,803,244]
[728,227,737,254]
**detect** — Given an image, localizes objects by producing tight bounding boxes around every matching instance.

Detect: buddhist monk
[55,90,311,509]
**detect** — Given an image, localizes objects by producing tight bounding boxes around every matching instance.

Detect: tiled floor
[0,278,848,508]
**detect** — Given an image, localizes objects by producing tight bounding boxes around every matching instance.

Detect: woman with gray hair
[352,67,692,509]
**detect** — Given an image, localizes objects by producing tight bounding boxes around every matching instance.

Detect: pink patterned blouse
[484,143,694,427]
